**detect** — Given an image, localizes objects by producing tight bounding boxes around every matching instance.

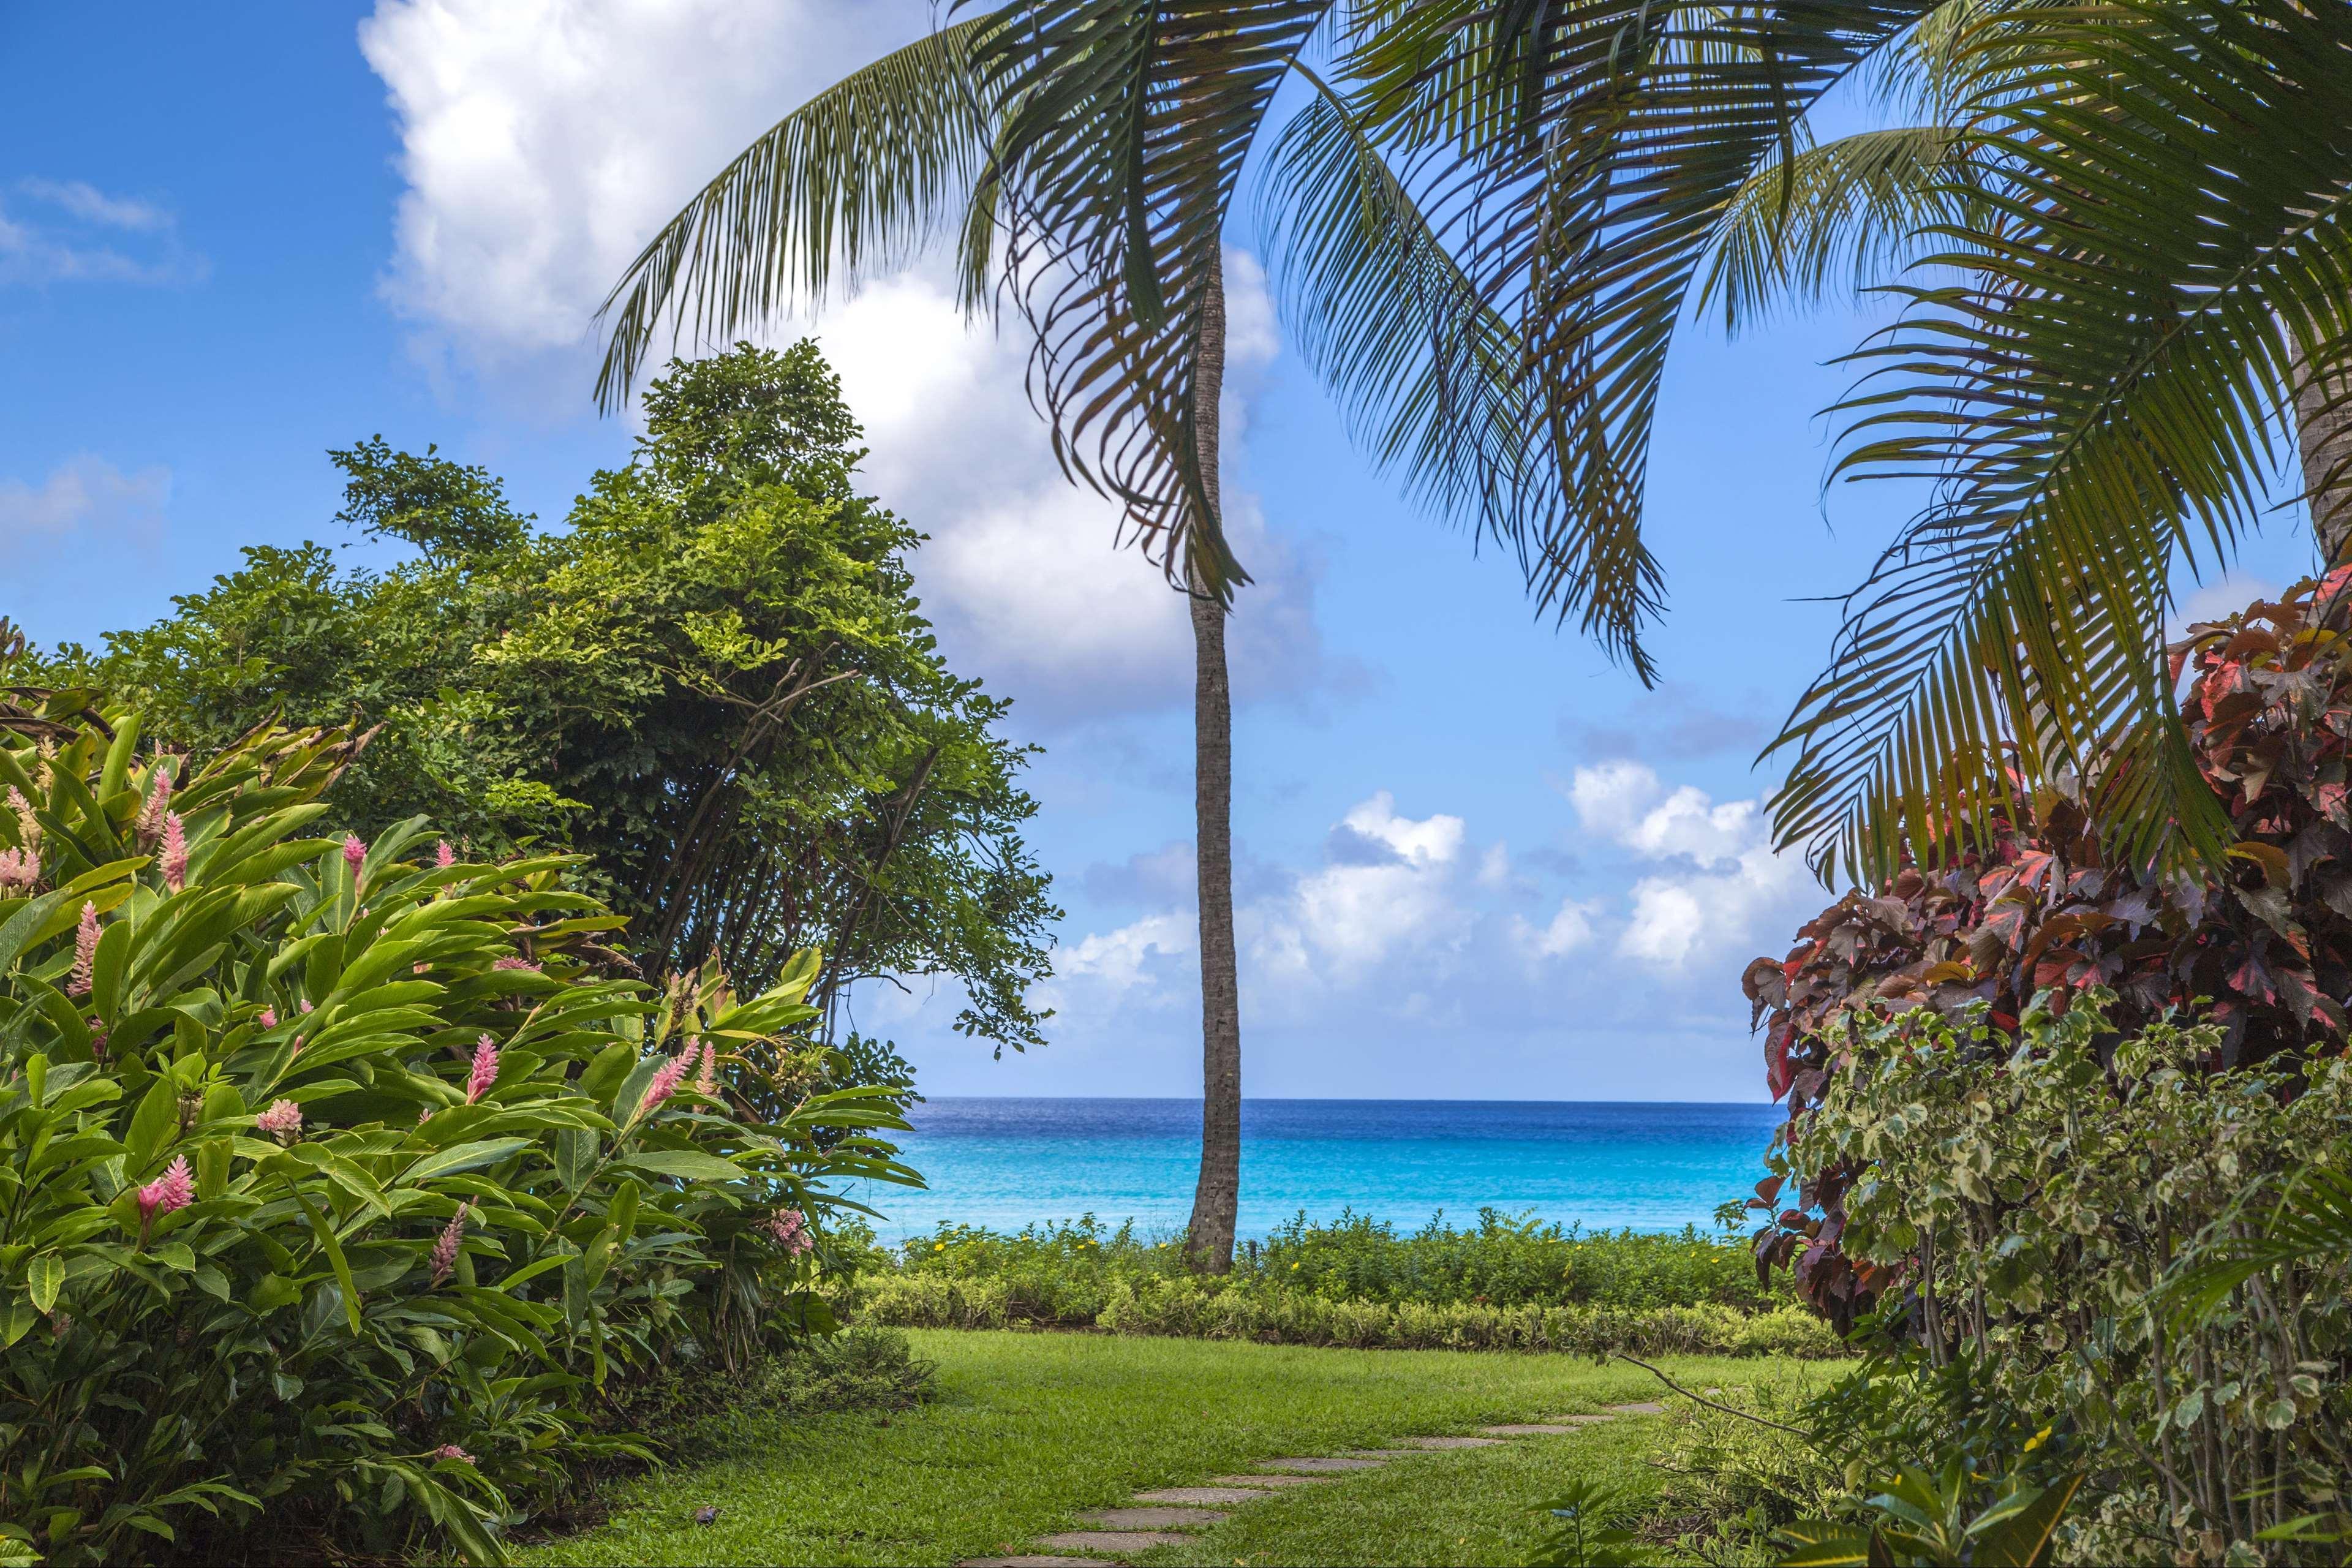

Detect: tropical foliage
[1759,997,2352,1563]
[0,669,916,1564]
[66,342,1057,1057]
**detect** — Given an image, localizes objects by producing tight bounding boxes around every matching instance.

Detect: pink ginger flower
[7,786,38,853]
[136,769,172,843]
[67,902,98,997]
[300,999,314,1013]
[0,846,36,891]
[492,954,540,973]
[466,1034,500,1103]
[159,812,187,892]
[138,1156,195,1228]
[418,1107,433,1125]
[88,1025,107,1062]
[256,1099,303,1142]
[638,1046,693,1119]
[695,1039,717,1098]
[258,1007,277,1030]
[435,839,456,870]
[342,833,367,882]
[430,1202,471,1284]
[431,1444,475,1464]
[764,1207,813,1258]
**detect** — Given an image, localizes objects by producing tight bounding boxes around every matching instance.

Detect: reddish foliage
[1744,570,2352,1327]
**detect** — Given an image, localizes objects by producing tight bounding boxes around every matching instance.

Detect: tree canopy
[72,341,1058,1057]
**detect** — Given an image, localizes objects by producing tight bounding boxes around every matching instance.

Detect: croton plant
[0,651,916,1564]
[1744,569,2352,1327]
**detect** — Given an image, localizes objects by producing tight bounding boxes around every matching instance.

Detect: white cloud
[1512,897,1597,959]
[1062,913,1194,995]
[0,456,170,554]
[360,0,1343,726]
[1566,760,1814,968]
[0,179,201,287]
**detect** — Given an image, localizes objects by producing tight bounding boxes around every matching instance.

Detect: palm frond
[1768,0,2352,883]
[1340,0,1948,668]
[594,13,1010,412]
[967,0,1332,595]
[1254,64,1668,648]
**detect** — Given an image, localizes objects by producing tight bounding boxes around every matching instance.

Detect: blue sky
[2,3,2325,1102]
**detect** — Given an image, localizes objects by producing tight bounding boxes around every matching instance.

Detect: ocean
[844,1097,1785,1243]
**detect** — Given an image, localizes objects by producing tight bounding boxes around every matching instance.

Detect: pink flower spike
[258,1007,277,1030]
[7,786,38,853]
[138,1156,195,1226]
[435,839,456,870]
[256,1099,303,1143]
[0,846,36,891]
[466,1034,499,1104]
[300,1000,314,1013]
[638,1047,692,1118]
[342,833,367,880]
[289,1036,304,1057]
[67,902,99,997]
[695,1039,717,1098]
[431,1444,475,1464]
[764,1207,812,1257]
[430,1202,471,1284]
[492,955,540,973]
[418,1106,432,1125]
[159,812,188,892]
[137,769,172,843]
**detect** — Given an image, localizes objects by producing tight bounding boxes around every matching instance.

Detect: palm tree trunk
[1184,247,1242,1274]
[2297,356,2352,565]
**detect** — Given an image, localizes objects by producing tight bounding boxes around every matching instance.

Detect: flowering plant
[0,677,917,1564]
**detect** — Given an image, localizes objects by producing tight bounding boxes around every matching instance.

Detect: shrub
[1770,996,2352,1562]
[1745,569,2352,1326]
[0,680,914,1564]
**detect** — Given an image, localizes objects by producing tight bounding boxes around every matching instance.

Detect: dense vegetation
[0,671,917,1564]
[840,1213,1841,1359]
[50,344,1057,1058]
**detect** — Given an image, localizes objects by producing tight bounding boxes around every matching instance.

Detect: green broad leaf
[26,1254,64,1314]
[99,714,140,802]
[89,918,131,1023]
[562,1253,590,1327]
[150,1242,197,1272]
[283,1182,362,1335]
[0,1302,36,1348]
[1972,1473,2082,1568]
[619,1149,744,1183]
[248,1272,301,1313]
[0,889,72,979]
[191,1264,230,1302]
[1773,1522,1874,1567]
[125,1078,178,1172]
[400,1137,533,1185]
[555,1126,597,1191]
[578,1038,635,1105]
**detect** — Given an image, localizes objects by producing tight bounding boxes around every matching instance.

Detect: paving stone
[1480,1423,1595,1436]
[1204,1474,1332,1488]
[1537,1414,1617,1426]
[1075,1508,1228,1529]
[1134,1487,1287,1505]
[1034,1531,1193,1553]
[1351,1449,1425,1457]
[1604,1401,1668,1415]
[958,1558,1117,1567]
[1395,1435,1504,1449]
[1257,1455,1385,1472]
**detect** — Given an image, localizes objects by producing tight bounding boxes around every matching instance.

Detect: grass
[519,1329,1827,1567]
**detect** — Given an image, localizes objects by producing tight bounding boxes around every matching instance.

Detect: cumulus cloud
[359,0,1346,726]
[1564,760,1815,968]
[0,456,170,556]
[0,179,202,287]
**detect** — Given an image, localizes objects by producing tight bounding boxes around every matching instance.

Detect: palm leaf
[965,0,1330,594]
[1769,0,2352,882]
[593,13,1012,412]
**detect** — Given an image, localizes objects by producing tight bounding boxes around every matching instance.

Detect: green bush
[841,1213,1830,1358]
[0,683,915,1564]
[1773,993,2352,1562]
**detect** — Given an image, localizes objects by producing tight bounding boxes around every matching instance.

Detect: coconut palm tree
[591,6,1618,1270]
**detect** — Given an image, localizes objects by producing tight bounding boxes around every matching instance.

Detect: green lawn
[520,1329,1825,1567]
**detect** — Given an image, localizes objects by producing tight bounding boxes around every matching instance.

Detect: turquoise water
[847,1098,1783,1242]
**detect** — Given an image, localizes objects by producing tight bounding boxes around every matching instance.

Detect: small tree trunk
[2297,355,2352,565]
[1184,247,1242,1274]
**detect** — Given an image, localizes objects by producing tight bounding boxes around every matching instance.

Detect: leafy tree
[85,343,1058,1058]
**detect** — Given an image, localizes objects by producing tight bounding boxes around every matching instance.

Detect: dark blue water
[848,1098,1784,1242]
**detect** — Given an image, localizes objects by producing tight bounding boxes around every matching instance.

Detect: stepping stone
[1035,1531,1192,1553]
[1258,1455,1384,1472]
[1205,1474,1331,1488]
[1604,1401,1668,1415]
[1480,1423,1594,1436]
[959,1559,1116,1567]
[1538,1414,1616,1426]
[1076,1508,1228,1529]
[1351,1449,1425,1457]
[1396,1436,1503,1449]
[1135,1487,1285,1506]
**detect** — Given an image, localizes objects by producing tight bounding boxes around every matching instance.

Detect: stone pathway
[956,1400,1671,1566]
